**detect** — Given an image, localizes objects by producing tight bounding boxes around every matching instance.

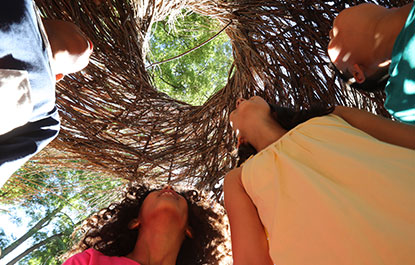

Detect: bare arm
[332,106,415,149]
[224,167,274,265]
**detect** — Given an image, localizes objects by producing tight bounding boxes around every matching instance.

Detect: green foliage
[0,165,126,264]
[147,11,233,105]
[0,164,124,213]
[0,229,9,249]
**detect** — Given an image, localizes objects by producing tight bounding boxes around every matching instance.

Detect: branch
[146,20,232,69]
[158,75,184,90]
[0,205,63,259]
[5,233,63,265]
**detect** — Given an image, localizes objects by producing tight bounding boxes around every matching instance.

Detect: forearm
[333,106,415,149]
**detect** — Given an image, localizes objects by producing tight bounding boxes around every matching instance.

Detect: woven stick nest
[33,0,410,200]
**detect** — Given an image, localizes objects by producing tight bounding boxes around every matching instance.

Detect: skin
[126,186,192,265]
[224,166,274,265]
[226,96,287,264]
[229,96,287,151]
[225,96,415,264]
[327,3,412,83]
[230,96,415,152]
[42,19,93,81]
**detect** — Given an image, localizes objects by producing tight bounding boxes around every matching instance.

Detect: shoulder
[224,167,243,191]
[223,167,246,212]
[225,167,242,181]
[62,249,95,265]
[62,249,141,265]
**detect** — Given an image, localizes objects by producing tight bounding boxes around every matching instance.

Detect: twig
[146,20,232,69]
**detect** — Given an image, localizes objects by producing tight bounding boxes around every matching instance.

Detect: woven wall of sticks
[33,0,410,200]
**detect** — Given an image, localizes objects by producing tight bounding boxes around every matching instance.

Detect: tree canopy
[148,11,233,105]
[0,166,125,264]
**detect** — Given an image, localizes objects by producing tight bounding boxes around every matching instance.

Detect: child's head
[229,96,333,165]
[63,182,229,264]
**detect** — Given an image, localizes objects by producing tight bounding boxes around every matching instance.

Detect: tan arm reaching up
[333,106,415,149]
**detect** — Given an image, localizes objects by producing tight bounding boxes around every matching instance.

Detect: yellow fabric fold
[242,114,415,265]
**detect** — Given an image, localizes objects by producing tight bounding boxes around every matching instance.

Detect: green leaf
[147,11,233,105]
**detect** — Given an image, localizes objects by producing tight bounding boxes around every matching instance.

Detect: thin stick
[146,20,233,69]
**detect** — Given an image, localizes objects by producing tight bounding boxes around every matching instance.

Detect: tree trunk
[0,205,63,259]
[6,233,63,265]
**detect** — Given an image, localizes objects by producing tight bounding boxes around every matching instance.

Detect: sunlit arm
[224,167,274,265]
[333,106,415,149]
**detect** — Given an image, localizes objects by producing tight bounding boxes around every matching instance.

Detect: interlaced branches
[29,0,410,201]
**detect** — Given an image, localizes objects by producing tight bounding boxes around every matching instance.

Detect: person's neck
[126,224,184,265]
[372,3,412,63]
[247,118,287,152]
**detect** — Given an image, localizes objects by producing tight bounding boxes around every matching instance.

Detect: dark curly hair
[62,182,230,264]
[237,102,334,166]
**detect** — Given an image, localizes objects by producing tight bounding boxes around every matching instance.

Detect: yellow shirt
[241,114,415,265]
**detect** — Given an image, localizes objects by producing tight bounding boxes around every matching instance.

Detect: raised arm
[333,106,415,149]
[224,167,274,265]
